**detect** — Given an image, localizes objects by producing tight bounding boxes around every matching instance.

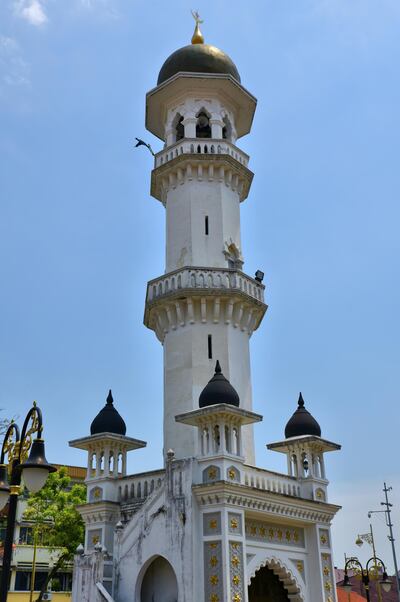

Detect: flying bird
[134,138,155,156]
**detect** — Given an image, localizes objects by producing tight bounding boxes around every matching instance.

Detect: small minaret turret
[69,390,146,554]
[267,392,341,502]
[176,361,262,485]
[144,18,267,463]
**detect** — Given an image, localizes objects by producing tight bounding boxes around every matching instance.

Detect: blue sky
[1,0,399,572]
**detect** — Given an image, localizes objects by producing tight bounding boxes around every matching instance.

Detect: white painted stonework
[70,34,341,602]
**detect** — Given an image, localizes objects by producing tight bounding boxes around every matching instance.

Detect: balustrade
[154,139,249,168]
[147,267,264,304]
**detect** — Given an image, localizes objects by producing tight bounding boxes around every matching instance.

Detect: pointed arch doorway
[248,565,290,602]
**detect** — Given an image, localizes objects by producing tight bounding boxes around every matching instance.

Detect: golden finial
[191,10,204,44]
[33,400,37,407]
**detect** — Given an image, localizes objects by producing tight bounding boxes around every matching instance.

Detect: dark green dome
[199,361,240,408]
[285,393,321,439]
[90,390,126,436]
[157,44,241,85]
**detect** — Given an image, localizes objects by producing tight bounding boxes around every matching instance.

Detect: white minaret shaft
[144,38,267,464]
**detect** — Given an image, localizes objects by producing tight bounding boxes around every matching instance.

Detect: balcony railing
[146,267,265,305]
[243,465,301,498]
[154,139,249,169]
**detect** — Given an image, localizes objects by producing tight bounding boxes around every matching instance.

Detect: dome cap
[284,393,321,439]
[157,15,240,85]
[90,390,127,436]
[199,361,240,408]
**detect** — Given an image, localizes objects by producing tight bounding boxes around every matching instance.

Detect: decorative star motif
[324,581,332,592]
[210,575,219,586]
[232,594,241,602]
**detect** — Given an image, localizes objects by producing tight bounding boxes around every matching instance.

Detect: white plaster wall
[163,320,255,463]
[165,180,242,272]
[116,459,201,602]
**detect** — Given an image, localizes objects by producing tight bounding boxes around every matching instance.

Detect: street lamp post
[369,483,400,601]
[356,524,383,602]
[0,403,56,602]
[343,556,392,602]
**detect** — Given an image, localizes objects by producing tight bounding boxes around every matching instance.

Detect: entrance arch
[140,556,178,602]
[248,557,303,602]
[248,566,289,601]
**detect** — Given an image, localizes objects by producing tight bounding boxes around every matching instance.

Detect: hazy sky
[1,0,399,572]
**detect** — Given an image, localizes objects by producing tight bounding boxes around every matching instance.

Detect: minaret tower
[144,16,267,463]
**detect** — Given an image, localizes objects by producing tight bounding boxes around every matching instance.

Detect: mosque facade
[70,18,341,602]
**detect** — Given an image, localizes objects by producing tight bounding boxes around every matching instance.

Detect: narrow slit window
[208,334,212,359]
[205,216,209,235]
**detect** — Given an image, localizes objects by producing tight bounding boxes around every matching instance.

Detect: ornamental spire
[191,10,204,44]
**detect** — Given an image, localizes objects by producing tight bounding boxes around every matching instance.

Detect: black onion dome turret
[284,393,321,439]
[157,44,241,85]
[199,361,240,408]
[90,390,127,436]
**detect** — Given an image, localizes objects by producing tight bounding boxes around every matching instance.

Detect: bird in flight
[134,138,155,156]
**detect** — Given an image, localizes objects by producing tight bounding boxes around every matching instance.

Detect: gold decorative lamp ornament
[191,10,204,44]
[0,402,55,602]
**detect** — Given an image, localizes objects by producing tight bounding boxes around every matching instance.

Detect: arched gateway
[140,556,178,602]
[249,566,290,601]
[248,558,303,602]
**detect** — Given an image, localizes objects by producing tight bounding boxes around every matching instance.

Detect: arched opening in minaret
[248,566,290,602]
[172,113,184,142]
[140,556,178,602]
[196,109,211,138]
[222,115,232,141]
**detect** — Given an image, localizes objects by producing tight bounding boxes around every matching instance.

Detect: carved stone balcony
[144,267,267,341]
[151,139,253,203]
[154,138,250,169]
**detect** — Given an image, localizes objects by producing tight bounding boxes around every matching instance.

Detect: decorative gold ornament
[210,594,219,602]
[320,534,327,545]
[208,467,217,479]
[209,520,218,530]
[259,526,266,537]
[297,561,303,573]
[210,543,218,549]
[324,581,332,592]
[191,10,204,44]
[277,529,283,540]
[228,468,236,480]
[231,555,240,567]
[232,575,240,586]
[293,530,299,542]
[232,594,241,602]
[210,555,218,567]
[230,518,238,530]
[285,530,291,541]
[250,525,257,536]
[92,535,100,545]
[268,528,274,539]
[231,542,239,549]
[323,566,330,576]
[210,575,219,586]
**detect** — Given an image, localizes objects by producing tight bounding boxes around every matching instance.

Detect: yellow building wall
[8,594,71,602]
